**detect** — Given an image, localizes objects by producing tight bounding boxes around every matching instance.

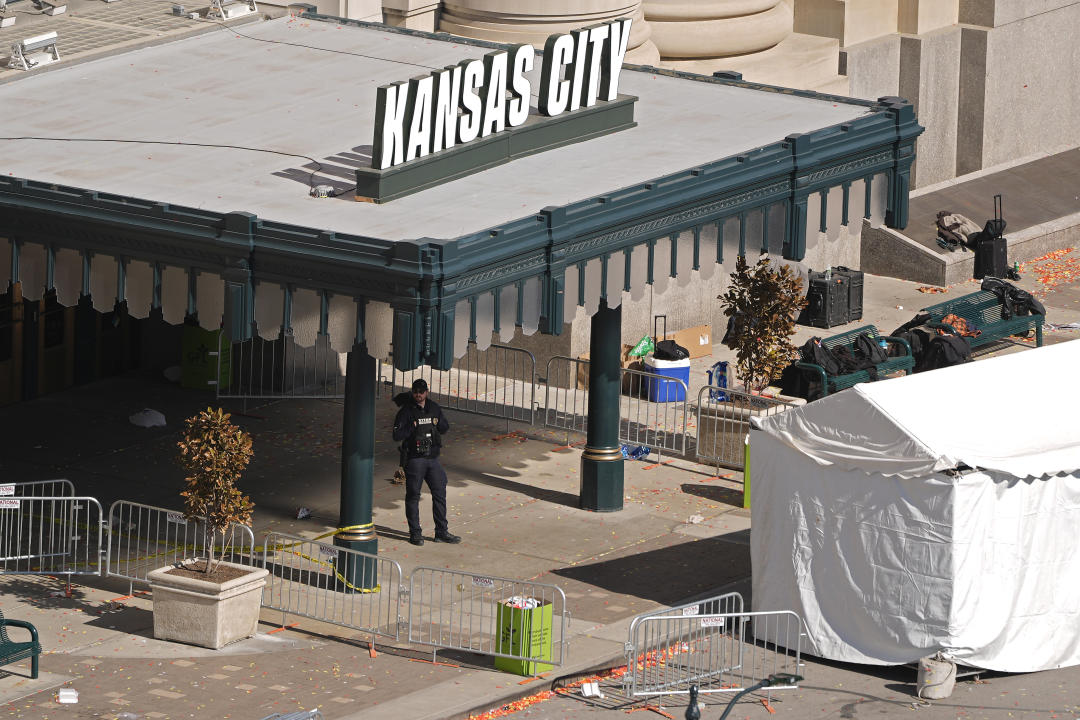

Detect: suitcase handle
[653,315,667,342]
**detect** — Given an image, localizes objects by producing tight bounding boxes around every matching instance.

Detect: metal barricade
[625,592,745,697]
[393,344,536,428]
[407,567,568,666]
[216,332,345,400]
[260,531,405,640]
[626,605,804,700]
[543,355,590,442]
[694,386,796,470]
[543,356,689,457]
[620,366,688,457]
[6,479,75,497]
[0,496,104,576]
[105,500,256,592]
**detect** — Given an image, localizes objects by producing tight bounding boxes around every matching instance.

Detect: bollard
[685,684,701,720]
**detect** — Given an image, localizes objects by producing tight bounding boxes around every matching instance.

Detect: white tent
[750,340,1080,671]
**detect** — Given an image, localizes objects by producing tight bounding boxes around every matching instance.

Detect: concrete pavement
[2,264,1079,719]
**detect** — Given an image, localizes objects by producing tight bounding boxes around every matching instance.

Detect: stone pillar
[335,346,378,591]
[437,0,660,65]
[580,300,623,512]
[383,0,439,30]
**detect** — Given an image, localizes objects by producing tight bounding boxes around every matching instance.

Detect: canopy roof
[0,15,869,241]
[757,340,1080,479]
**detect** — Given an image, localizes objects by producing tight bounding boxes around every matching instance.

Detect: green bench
[796,324,914,398]
[0,609,41,679]
[922,290,1044,348]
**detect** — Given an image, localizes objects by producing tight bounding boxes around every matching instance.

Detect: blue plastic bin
[643,356,690,402]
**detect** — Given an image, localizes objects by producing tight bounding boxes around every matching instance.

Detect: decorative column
[335,346,378,591]
[438,0,660,65]
[645,0,792,59]
[580,299,623,512]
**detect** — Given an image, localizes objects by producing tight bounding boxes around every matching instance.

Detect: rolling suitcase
[804,271,850,328]
[974,235,1007,279]
[973,194,1008,280]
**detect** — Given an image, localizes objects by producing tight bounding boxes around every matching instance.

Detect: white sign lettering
[372,18,632,170]
[166,512,187,524]
[472,576,495,589]
[0,498,19,509]
[0,484,14,497]
[700,616,726,628]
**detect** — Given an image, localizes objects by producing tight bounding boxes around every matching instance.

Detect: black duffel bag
[653,339,689,361]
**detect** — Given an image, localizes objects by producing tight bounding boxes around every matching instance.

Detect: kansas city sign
[372,18,633,170]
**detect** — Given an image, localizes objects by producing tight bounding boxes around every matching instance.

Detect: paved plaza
[1,267,1079,719]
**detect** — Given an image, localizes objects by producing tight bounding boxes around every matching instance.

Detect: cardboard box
[659,323,712,360]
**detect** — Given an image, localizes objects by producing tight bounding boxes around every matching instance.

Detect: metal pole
[334,346,378,590]
[580,300,623,511]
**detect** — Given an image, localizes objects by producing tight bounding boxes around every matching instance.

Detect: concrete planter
[147,560,268,649]
[696,393,804,468]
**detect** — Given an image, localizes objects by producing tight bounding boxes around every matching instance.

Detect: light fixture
[7,31,61,71]
[206,0,257,20]
[30,0,66,15]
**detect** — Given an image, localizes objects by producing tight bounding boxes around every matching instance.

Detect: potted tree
[147,407,267,649]
[718,254,806,395]
[697,255,807,465]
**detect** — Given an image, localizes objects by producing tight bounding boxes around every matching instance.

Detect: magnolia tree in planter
[147,407,267,649]
[718,254,807,394]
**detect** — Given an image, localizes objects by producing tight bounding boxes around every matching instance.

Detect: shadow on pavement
[466,471,582,509]
[552,535,751,606]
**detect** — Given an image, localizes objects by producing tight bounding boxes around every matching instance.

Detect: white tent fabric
[757,340,1080,479]
[751,341,1080,671]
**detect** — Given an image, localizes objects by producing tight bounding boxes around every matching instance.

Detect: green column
[580,300,624,512]
[335,346,378,591]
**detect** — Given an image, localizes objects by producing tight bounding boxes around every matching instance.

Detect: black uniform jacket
[393,399,449,459]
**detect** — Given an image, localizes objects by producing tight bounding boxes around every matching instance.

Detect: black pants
[404,456,448,536]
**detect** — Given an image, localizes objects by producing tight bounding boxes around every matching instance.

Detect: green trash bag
[628,335,655,358]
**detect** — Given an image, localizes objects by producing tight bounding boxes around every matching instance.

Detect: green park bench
[922,290,1044,349]
[796,324,914,398]
[0,609,41,679]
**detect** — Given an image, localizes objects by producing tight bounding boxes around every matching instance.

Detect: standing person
[392,379,461,546]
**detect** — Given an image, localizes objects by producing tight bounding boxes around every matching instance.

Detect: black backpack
[853,333,888,364]
[922,334,972,371]
[799,337,840,376]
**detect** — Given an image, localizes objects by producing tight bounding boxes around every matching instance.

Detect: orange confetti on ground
[917,286,949,293]
[266,622,299,634]
[762,699,776,714]
[1018,247,1078,298]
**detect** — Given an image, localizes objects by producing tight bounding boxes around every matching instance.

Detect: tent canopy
[756,340,1080,480]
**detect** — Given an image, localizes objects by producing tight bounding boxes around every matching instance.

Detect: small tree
[177,407,254,574]
[718,254,807,393]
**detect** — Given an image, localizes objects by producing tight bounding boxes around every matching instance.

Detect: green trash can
[494,598,554,676]
[181,325,231,391]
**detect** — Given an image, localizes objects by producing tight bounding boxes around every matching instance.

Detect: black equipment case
[804,271,850,328]
[974,194,1008,279]
[833,266,864,321]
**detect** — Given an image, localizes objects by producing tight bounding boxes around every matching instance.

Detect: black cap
[411,379,428,393]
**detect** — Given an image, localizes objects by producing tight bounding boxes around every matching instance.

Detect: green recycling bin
[494,598,554,676]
